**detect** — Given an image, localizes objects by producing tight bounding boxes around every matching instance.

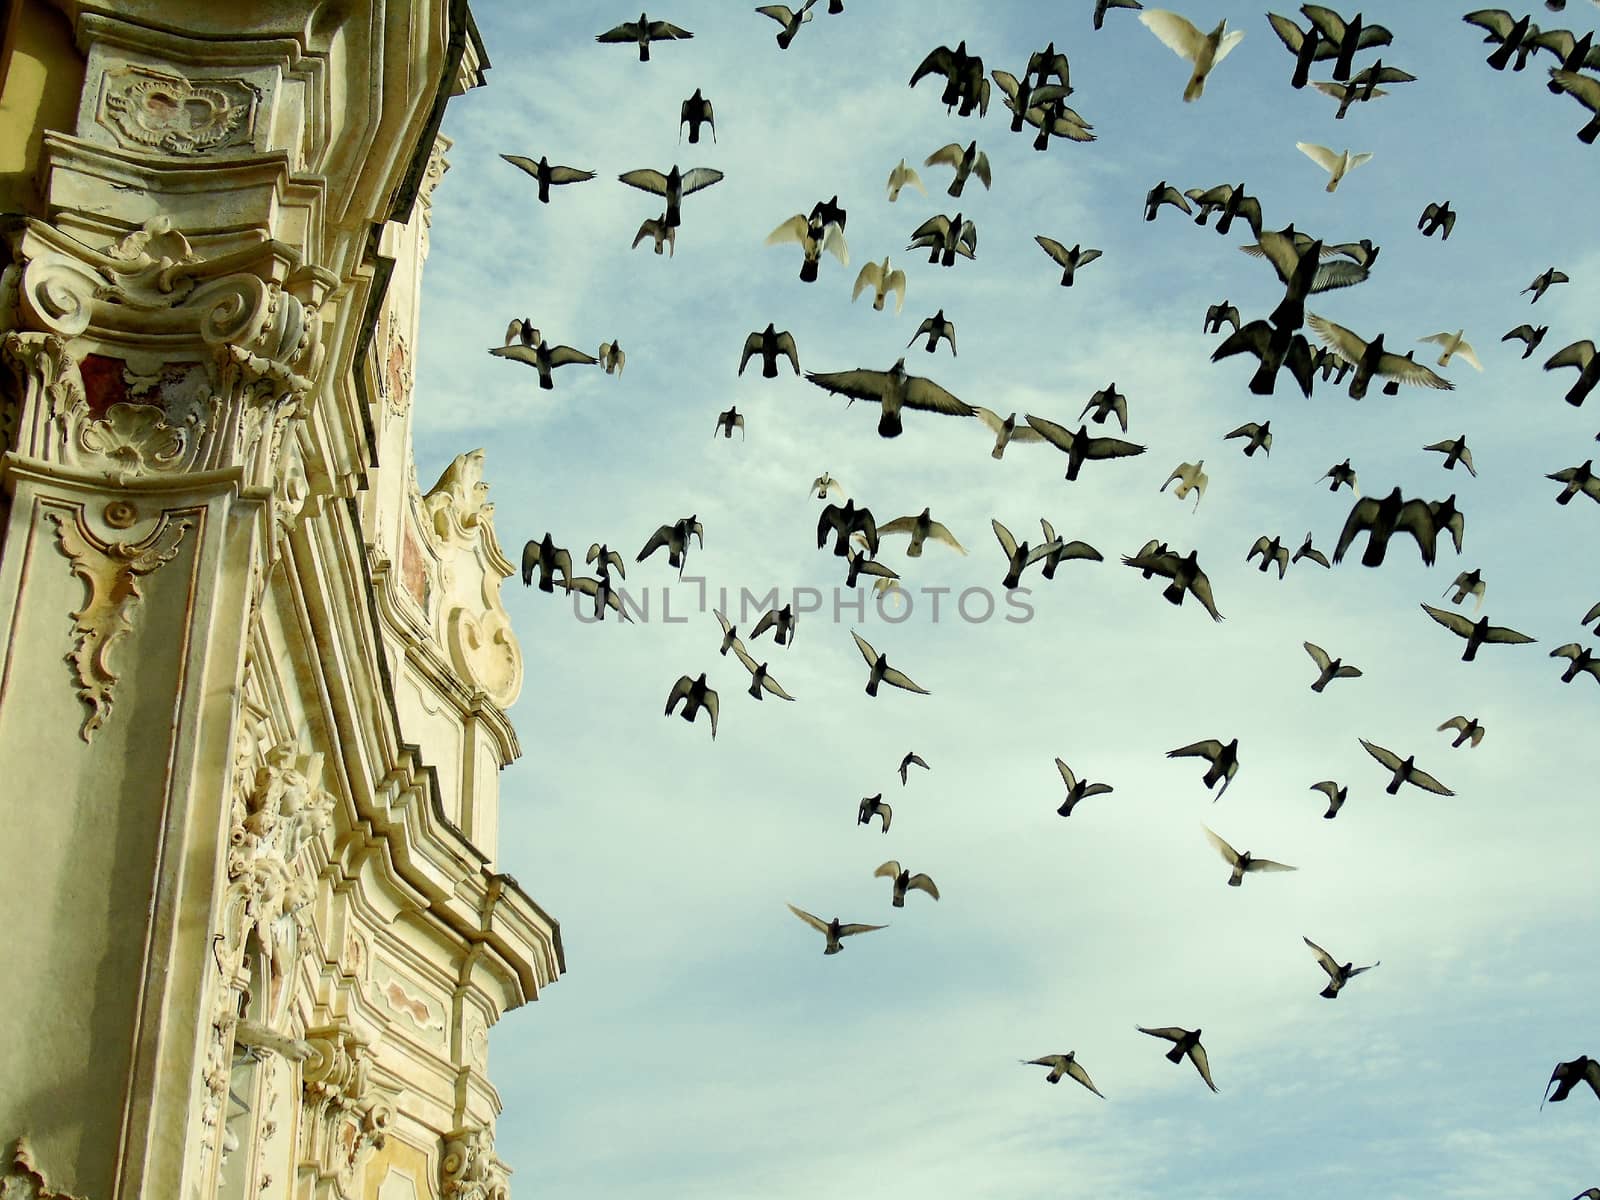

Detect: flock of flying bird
[484,0,1600,1167]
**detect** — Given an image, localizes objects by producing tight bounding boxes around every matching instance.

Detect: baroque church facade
[0,2,562,1197]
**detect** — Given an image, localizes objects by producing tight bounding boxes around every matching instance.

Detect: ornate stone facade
[0,4,559,1199]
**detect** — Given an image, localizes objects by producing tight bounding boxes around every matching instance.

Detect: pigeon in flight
[1303,936,1379,998]
[1292,532,1331,568]
[1438,715,1485,748]
[1169,739,1240,799]
[1212,318,1317,397]
[637,515,704,572]
[768,212,849,282]
[1465,9,1538,70]
[740,324,801,378]
[899,751,930,784]
[499,155,596,203]
[1302,6,1393,79]
[1203,825,1296,886]
[562,574,631,622]
[678,88,715,143]
[632,214,675,256]
[1305,642,1361,691]
[1186,184,1264,237]
[1122,547,1224,620]
[1248,535,1291,579]
[1420,604,1537,661]
[1550,460,1600,504]
[713,406,745,440]
[925,140,992,196]
[1360,739,1455,795]
[1524,267,1570,302]
[909,40,989,116]
[1034,237,1103,286]
[1550,69,1600,141]
[488,336,597,390]
[1022,1052,1105,1096]
[886,158,927,201]
[1544,340,1599,406]
[1423,436,1476,476]
[805,358,976,438]
[750,604,797,647]
[586,543,625,581]
[1313,62,1416,117]
[1551,642,1600,684]
[990,69,1071,133]
[786,904,886,955]
[1319,458,1359,495]
[1139,10,1246,101]
[992,519,1061,589]
[665,672,717,737]
[1308,315,1454,399]
[1267,11,1340,88]
[908,212,978,266]
[1441,569,1487,615]
[1144,180,1194,221]
[818,499,877,557]
[1419,200,1457,239]
[1162,461,1208,511]
[852,631,929,697]
[878,507,966,557]
[874,861,940,907]
[1225,421,1272,457]
[1244,226,1369,330]
[1204,301,1242,334]
[729,641,795,701]
[1034,521,1102,580]
[975,409,1047,459]
[619,164,723,229]
[1297,142,1373,192]
[598,341,625,376]
[1541,1055,1600,1107]
[853,258,907,313]
[1024,415,1147,481]
[1333,488,1438,566]
[1419,331,1484,371]
[1079,384,1130,432]
[858,793,893,832]
[521,533,572,592]
[714,608,742,657]
[595,13,694,60]
[1137,1026,1218,1091]
[843,545,898,589]
[1055,758,1114,817]
[1310,781,1348,819]
[908,309,957,355]
[756,1,816,48]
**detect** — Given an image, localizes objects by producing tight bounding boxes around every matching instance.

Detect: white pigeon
[886,158,926,202]
[1161,460,1208,511]
[853,257,907,315]
[1418,330,1484,371]
[1296,143,1373,193]
[1139,10,1246,102]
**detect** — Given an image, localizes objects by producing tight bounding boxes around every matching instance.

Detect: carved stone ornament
[48,506,191,742]
[421,450,490,550]
[440,1127,509,1200]
[446,606,518,704]
[99,65,260,156]
[0,1138,86,1200]
[300,1025,392,1199]
[380,311,412,414]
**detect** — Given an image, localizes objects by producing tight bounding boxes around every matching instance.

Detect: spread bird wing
[1360,739,1402,771]
[766,214,811,245]
[1191,570,1224,621]
[749,609,776,639]
[1422,604,1475,637]
[1438,716,1470,732]
[837,922,889,937]
[762,673,796,701]
[909,44,957,86]
[877,516,918,537]
[992,518,1018,557]
[806,368,890,402]
[1297,142,1342,172]
[1214,29,1247,65]
[499,154,542,177]
[974,406,1008,435]
[1025,540,1065,566]
[874,860,902,880]
[906,873,939,899]
[738,332,762,374]
[1025,1054,1066,1068]
[1082,435,1146,460]
[1035,235,1070,265]
[1055,757,1077,789]
[730,640,762,675]
[823,223,850,264]
[1203,824,1240,865]
[679,167,724,195]
[786,903,830,934]
[1140,9,1209,62]
[1309,261,1370,292]
[881,667,930,694]
[489,345,540,365]
[1189,1042,1219,1092]
[911,214,952,240]
[1267,12,1310,53]
[1306,314,1367,363]
[756,5,798,24]
[1079,248,1104,266]
[1023,413,1077,452]
[1394,501,1440,563]
[902,375,975,416]
[595,22,641,42]
[1138,1026,1187,1042]
[1332,496,1381,563]
[618,168,670,195]
[852,261,881,299]
[636,525,675,561]
[774,332,801,372]
[925,142,965,168]
[852,630,879,666]
[1245,857,1297,873]
[990,69,1021,102]
[1463,9,1520,39]
[1171,739,1225,762]
[1546,340,1597,372]
[1064,1058,1104,1098]
[548,166,595,184]
[1304,641,1332,670]
[715,607,735,636]
[973,153,992,188]
[1407,766,1455,796]
[665,674,694,710]
[1058,540,1103,561]
[1311,781,1342,803]
[1484,624,1536,645]
[927,521,966,553]
[548,346,598,367]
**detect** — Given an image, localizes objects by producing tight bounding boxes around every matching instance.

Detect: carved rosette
[299,1026,392,1198]
[47,505,192,741]
[98,65,260,156]
[0,1138,87,1200]
[439,1127,509,1200]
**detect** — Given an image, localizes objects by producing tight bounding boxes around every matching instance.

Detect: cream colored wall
[0,0,84,214]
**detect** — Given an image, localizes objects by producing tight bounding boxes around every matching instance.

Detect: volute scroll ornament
[440,1127,510,1200]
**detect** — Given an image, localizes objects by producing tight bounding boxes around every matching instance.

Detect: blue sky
[413,3,1599,1195]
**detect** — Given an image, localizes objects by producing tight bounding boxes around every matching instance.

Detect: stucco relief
[0,1137,86,1200]
[47,505,191,741]
[439,1127,509,1200]
[99,66,260,156]
[371,960,446,1041]
[300,1025,392,1198]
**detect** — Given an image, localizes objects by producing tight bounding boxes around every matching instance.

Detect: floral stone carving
[440,1127,509,1200]
[99,66,260,156]
[48,507,191,742]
